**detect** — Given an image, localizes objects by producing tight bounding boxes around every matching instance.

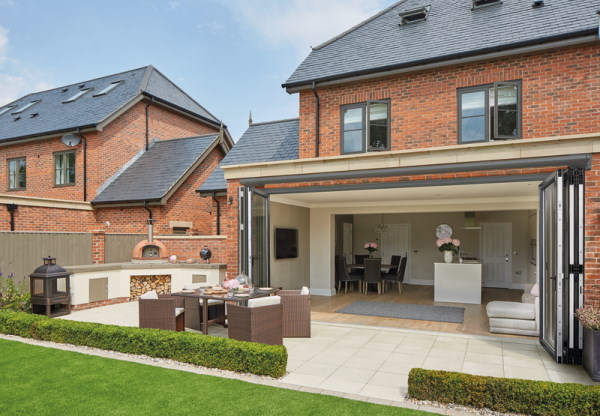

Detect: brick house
[202,0,599,364]
[0,66,233,264]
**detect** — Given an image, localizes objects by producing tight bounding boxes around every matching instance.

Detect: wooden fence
[0,232,92,285]
[104,234,145,263]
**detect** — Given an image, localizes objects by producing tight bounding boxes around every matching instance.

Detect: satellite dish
[61,133,81,147]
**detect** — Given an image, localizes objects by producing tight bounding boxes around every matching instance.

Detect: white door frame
[381,223,411,282]
[480,222,512,289]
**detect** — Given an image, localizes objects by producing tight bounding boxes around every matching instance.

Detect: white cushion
[486,301,535,320]
[199,299,224,305]
[139,290,158,300]
[175,307,184,316]
[489,317,536,331]
[247,295,281,308]
[522,293,535,304]
[530,283,540,297]
[300,286,310,295]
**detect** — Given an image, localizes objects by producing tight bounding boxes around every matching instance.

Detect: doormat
[336,301,465,323]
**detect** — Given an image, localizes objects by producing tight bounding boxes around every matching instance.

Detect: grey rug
[336,301,465,324]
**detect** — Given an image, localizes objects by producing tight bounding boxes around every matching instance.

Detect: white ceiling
[269,181,539,212]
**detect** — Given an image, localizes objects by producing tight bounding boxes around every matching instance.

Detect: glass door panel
[249,189,269,287]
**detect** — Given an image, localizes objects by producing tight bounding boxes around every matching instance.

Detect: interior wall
[352,211,533,287]
[269,201,310,290]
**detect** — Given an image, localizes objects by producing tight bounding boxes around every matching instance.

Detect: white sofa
[486,283,539,337]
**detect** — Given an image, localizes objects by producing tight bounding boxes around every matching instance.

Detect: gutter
[312,82,320,158]
[6,203,17,231]
[0,125,97,146]
[283,29,598,91]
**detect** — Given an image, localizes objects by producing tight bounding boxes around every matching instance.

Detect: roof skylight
[63,88,92,103]
[0,105,16,116]
[400,6,431,25]
[472,0,502,9]
[11,100,40,114]
[93,81,123,97]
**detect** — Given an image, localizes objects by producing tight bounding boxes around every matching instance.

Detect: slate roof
[0,66,221,143]
[284,0,600,89]
[199,119,299,192]
[92,134,219,204]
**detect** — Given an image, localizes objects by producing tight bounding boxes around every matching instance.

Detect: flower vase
[444,250,453,264]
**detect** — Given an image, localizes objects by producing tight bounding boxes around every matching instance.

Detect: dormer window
[63,88,92,103]
[400,6,430,25]
[472,0,502,9]
[11,100,40,114]
[93,81,123,97]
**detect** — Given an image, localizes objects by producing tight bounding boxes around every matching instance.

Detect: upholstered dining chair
[382,255,407,294]
[353,254,369,275]
[363,258,383,295]
[335,256,362,293]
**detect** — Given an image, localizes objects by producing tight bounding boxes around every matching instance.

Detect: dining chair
[335,256,362,293]
[279,288,311,338]
[139,292,185,331]
[382,256,407,294]
[363,258,383,295]
[227,296,283,345]
[353,254,369,275]
[381,255,401,292]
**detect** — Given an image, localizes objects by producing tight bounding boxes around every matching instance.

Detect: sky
[0,0,397,140]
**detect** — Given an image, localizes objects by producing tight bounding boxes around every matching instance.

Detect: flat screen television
[275,228,298,259]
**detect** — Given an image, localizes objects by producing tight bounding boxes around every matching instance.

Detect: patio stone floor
[60,301,598,413]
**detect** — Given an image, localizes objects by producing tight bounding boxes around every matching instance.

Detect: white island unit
[434,262,482,304]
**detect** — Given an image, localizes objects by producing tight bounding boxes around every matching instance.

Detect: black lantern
[29,257,71,317]
[200,245,212,263]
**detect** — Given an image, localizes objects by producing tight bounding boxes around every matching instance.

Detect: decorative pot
[444,250,453,264]
[583,327,600,381]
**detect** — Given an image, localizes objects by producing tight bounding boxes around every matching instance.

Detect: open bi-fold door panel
[238,187,270,287]
[539,168,584,364]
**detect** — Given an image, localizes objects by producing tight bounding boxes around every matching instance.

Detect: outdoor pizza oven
[29,256,71,317]
[131,218,169,263]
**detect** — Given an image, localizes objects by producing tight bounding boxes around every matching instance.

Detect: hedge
[0,310,287,378]
[408,368,600,416]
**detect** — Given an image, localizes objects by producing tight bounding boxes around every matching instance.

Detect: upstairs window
[472,0,502,9]
[341,100,390,154]
[400,6,431,25]
[11,100,40,114]
[0,105,16,116]
[63,88,92,103]
[93,81,123,97]
[458,81,521,143]
[8,157,26,190]
[54,151,76,186]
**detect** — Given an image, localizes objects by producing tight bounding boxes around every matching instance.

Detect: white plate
[258,287,272,291]
[236,294,249,298]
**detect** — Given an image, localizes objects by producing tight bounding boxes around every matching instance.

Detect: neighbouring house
[203,0,600,364]
[0,66,233,276]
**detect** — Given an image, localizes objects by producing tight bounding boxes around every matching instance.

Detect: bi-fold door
[539,168,584,364]
[239,187,270,287]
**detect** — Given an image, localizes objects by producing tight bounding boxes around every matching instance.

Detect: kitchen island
[434,262,482,304]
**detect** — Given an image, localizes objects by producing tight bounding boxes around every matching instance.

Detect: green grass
[0,339,434,416]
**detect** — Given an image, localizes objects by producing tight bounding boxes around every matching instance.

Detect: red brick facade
[0,98,229,264]
[299,46,600,159]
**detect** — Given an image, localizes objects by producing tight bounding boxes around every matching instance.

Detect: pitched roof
[199,119,299,192]
[92,134,219,205]
[284,0,600,89]
[0,66,221,143]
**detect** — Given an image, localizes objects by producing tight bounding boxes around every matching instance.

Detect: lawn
[0,339,435,416]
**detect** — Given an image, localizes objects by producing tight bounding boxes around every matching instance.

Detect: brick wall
[585,154,600,306]
[299,45,600,158]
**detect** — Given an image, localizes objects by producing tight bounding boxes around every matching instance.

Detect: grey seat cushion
[486,301,535,320]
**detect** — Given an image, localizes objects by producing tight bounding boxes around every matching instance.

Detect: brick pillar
[585,155,600,307]
[91,230,105,264]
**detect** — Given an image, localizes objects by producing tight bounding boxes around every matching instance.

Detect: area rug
[335,301,465,323]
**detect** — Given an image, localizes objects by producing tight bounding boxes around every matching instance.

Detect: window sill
[53,183,76,188]
[6,188,26,192]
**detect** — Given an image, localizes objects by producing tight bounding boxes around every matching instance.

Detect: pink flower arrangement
[436,238,460,253]
[364,242,378,253]
[575,305,600,330]
[223,279,240,290]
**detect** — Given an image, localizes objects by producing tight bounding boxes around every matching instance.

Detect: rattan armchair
[227,296,283,345]
[279,290,311,338]
[139,294,185,331]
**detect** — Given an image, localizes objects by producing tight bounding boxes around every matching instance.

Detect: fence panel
[104,234,145,263]
[0,232,92,285]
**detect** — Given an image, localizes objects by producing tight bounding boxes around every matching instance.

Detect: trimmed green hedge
[408,368,600,416]
[0,310,287,378]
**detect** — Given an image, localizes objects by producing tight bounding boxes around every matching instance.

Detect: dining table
[172,287,279,335]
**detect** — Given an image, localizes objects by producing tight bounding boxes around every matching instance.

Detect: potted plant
[436,238,460,263]
[364,242,378,258]
[575,305,600,381]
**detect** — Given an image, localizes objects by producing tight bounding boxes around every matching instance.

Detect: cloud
[222,0,388,55]
[168,1,180,9]
[0,25,54,106]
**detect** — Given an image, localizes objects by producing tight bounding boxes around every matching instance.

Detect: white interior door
[481,222,512,288]
[381,224,410,278]
[342,223,353,264]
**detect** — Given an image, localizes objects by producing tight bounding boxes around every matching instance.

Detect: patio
[60,301,598,406]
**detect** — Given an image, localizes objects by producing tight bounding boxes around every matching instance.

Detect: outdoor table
[172,288,279,335]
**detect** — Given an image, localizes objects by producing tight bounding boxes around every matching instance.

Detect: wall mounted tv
[275,228,298,259]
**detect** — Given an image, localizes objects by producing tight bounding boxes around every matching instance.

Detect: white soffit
[269,181,539,211]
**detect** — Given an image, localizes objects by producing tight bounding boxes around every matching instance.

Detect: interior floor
[311,284,530,338]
